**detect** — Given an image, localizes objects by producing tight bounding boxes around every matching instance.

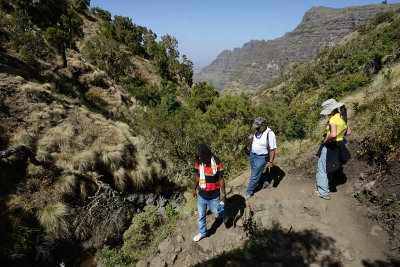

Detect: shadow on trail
[329,167,348,192]
[205,194,246,237]
[362,259,400,267]
[196,222,342,267]
[225,194,246,229]
[253,165,286,194]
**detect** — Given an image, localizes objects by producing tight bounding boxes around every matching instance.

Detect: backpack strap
[265,129,271,150]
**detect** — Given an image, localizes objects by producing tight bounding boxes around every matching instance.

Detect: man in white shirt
[245,117,277,199]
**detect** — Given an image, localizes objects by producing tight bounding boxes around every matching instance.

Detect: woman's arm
[193,173,199,198]
[345,125,352,136]
[323,123,337,144]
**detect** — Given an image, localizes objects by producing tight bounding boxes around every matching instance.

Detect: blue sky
[90,0,400,72]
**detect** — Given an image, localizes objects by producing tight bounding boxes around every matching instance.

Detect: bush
[95,246,130,267]
[82,35,133,81]
[92,7,111,21]
[361,93,400,163]
[188,82,219,112]
[122,206,163,260]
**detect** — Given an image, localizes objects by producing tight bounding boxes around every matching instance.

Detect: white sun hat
[320,99,344,115]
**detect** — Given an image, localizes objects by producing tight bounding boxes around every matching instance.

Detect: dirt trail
[146,169,391,267]
[244,172,388,266]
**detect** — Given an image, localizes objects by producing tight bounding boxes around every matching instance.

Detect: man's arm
[219,174,227,203]
[267,148,276,171]
[193,173,199,198]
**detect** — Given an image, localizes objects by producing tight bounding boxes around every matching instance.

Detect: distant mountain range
[194,3,400,95]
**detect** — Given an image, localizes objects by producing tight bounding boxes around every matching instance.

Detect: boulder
[149,256,166,267]
[158,237,177,255]
[136,260,148,267]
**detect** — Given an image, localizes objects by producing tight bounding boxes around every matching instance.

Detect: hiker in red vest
[192,144,226,242]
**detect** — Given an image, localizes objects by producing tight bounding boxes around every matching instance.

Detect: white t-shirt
[251,127,277,155]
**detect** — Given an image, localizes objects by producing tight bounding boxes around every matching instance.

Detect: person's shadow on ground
[329,167,348,192]
[207,194,246,236]
[254,165,286,194]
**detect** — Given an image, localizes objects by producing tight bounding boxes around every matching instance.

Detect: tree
[188,82,219,113]
[180,55,193,86]
[72,0,90,13]
[43,6,83,68]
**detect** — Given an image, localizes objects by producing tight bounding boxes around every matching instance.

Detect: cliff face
[193,40,262,90]
[194,3,400,95]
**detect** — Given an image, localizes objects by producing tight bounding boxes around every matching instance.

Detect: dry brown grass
[101,145,124,172]
[69,150,97,172]
[55,175,77,196]
[37,202,71,239]
[113,168,127,191]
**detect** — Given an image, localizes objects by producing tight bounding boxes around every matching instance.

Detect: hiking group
[192,98,352,242]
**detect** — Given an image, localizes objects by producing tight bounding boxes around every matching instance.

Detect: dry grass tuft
[26,163,46,177]
[36,124,75,161]
[37,202,71,239]
[55,175,78,196]
[101,145,124,172]
[113,168,127,191]
[128,167,153,190]
[70,150,97,172]
[9,129,35,149]
[79,182,88,201]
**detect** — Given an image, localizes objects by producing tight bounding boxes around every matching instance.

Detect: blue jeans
[246,152,269,195]
[197,195,220,235]
[316,147,330,196]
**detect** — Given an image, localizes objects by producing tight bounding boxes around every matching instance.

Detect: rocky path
[142,170,390,267]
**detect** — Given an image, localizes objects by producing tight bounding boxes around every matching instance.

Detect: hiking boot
[312,190,331,200]
[193,233,206,242]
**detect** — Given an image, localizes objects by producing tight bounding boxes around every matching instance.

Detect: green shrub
[82,35,133,81]
[122,206,163,260]
[92,7,111,21]
[95,246,130,267]
[85,90,108,109]
[188,82,219,112]
[360,89,400,163]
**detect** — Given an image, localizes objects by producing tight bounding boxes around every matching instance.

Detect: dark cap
[252,117,266,128]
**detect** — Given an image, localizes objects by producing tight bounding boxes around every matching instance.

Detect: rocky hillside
[0,1,192,265]
[193,40,262,90]
[194,3,400,94]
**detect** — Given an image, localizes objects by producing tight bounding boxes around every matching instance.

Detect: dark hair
[339,105,348,124]
[195,144,213,166]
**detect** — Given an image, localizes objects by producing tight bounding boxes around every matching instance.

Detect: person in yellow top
[313,99,352,200]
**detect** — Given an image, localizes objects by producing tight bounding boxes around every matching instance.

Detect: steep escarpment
[195,3,400,95]
[193,40,262,90]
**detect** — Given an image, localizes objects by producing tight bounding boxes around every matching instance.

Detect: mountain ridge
[194,3,400,94]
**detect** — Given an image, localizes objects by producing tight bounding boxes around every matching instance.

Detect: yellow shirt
[326,113,347,142]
